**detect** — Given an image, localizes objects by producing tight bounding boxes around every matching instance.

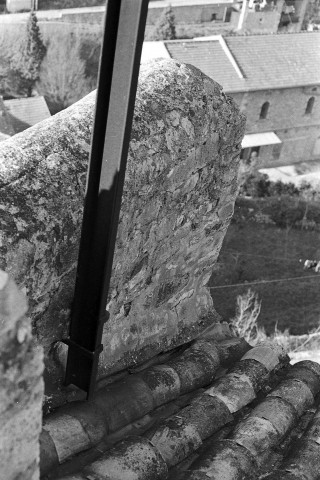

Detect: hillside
[209,196,320,335]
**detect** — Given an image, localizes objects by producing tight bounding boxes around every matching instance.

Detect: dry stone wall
[0,271,44,480]
[0,59,245,407]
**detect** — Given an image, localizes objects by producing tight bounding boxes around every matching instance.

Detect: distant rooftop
[4,96,51,134]
[143,32,320,92]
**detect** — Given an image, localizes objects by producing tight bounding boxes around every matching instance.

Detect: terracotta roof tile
[39,326,320,480]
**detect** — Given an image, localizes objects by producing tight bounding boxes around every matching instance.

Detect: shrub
[267,196,305,228]
[268,180,299,197]
[231,288,262,342]
[240,172,271,197]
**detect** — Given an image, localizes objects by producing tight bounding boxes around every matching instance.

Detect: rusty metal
[64,0,149,398]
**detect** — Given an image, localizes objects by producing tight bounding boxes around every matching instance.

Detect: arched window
[260,101,269,119]
[305,97,315,115]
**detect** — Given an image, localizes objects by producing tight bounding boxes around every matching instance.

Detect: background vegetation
[209,175,320,336]
[0,20,102,113]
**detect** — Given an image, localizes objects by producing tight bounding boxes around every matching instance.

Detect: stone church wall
[231,86,320,167]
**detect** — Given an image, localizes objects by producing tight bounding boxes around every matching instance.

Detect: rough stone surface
[0,58,245,406]
[0,271,44,480]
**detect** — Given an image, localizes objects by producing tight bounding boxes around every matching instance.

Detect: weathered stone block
[0,58,245,407]
[0,271,44,480]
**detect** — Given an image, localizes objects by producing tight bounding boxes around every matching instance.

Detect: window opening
[240,146,260,164]
[260,102,269,119]
[305,97,315,115]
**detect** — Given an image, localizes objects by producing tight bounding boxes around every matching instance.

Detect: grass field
[209,198,320,335]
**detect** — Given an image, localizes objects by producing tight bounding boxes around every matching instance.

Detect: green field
[209,198,320,335]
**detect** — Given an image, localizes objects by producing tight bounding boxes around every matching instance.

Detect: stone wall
[0,271,44,479]
[230,9,281,33]
[0,58,245,407]
[3,2,229,24]
[231,86,320,167]
[147,3,230,24]
[233,87,320,133]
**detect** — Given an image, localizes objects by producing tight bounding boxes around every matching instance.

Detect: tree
[153,6,176,40]
[11,11,46,96]
[36,33,92,113]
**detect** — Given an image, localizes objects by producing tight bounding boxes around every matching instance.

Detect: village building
[230,0,310,34]
[4,0,235,23]
[142,31,320,168]
[3,0,312,34]
[0,95,51,139]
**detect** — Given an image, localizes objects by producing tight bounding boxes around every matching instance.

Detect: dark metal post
[64,0,149,398]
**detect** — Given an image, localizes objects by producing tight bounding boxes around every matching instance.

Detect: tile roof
[39,323,320,480]
[3,96,51,134]
[164,32,320,92]
[165,39,244,92]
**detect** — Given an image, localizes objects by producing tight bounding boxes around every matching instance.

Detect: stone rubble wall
[0,270,44,480]
[0,58,245,407]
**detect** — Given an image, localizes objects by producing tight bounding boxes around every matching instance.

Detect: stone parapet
[0,58,245,407]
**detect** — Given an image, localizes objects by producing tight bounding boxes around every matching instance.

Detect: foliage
[153,6,176,40]
[0,27,28,98]
[240,172,271,197]
[0,22,99,109]
[11,12,46,96]
[231,288,262,342]
[266,196,305,229]
[268,180,299,197]
[36,33,92,113]
[302,0,320,29]
[240,171,300,198]
[299,180,320,202]
[79,36,101,90]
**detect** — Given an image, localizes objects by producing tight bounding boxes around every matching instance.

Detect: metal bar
[64,0,149,398]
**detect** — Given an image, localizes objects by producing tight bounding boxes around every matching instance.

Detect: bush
[241,172,303,199]
[240,172,271,197]
[267,196,305,228]
[268,180,299,197]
